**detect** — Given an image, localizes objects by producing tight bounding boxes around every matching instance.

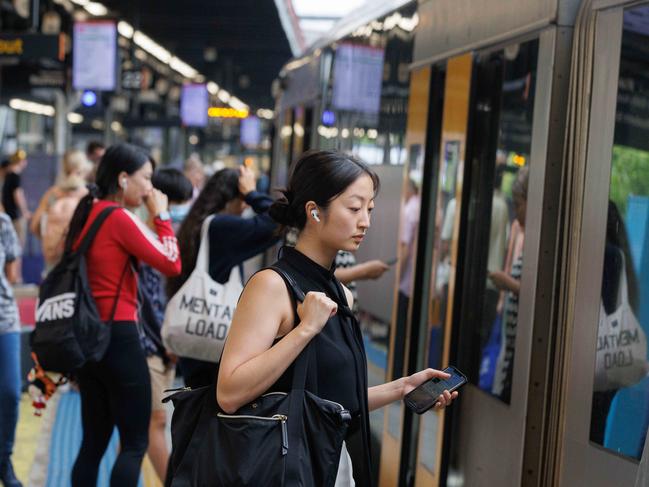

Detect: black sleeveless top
[268,246,373,484]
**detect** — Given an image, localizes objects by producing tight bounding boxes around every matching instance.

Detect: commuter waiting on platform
[30,150,92,270]
[65,144,181,487]
[2,150,30,249]
[0,210,23,487]
[166,165,279,388]
[86,140,105,166]
[137,167,192,482]
[85,141,105,183]
[217,151,458,486]
[151,168,194,231]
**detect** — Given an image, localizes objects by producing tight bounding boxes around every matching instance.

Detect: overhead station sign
[0,33,64,63]
[73,21,118,91]
[332,43,385,114]
[180,84,209,127]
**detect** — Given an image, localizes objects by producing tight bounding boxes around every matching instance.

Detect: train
[269,0,649,486]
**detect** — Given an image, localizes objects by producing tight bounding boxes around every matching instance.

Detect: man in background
[1,150,30,283]
[85,141,105,182]
[85,141,105,166]
[183,154,205,201]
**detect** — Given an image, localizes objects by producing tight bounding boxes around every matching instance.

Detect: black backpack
[31,206,127,373]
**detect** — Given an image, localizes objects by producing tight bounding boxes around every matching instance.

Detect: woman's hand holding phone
[402,368,458,410]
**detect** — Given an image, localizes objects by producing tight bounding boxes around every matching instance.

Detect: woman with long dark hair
[167,165,279,387]
[217,151,457,485]
[67,143,181,487]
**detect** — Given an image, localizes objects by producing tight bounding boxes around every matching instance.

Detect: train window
[457,39,538,405]
[589,6,649,460]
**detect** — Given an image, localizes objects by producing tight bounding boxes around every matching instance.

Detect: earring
[311,209,320,222]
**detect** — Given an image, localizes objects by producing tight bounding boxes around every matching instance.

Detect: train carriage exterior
[272,0,649,485]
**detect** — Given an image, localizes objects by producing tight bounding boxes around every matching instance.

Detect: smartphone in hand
[404,366,467,414]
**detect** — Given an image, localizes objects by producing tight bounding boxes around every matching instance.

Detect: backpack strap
[76,206,119,255]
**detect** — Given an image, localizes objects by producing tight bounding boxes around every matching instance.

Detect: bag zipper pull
[273,415,288,455]
[164,386,192,393]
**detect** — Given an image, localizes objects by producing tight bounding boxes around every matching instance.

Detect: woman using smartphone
[217,151,458,485]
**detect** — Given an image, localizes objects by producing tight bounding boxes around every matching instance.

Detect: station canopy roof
[102,0,295,109]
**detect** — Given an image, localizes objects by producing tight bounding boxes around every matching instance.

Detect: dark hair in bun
[269,150,379,230]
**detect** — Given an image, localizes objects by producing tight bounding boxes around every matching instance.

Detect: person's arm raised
[217,269,337,413]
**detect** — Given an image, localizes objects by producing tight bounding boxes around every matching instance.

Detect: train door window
[272,108,294,189]
[292,105,305,162]
[457,39,538,405]
[303,106,313,152]
[413,56,472,483]
[589,6,649,460]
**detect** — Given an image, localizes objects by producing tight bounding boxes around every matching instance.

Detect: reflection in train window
[453,40,538,405]
[589,6,649,460]
[318,3,416,166]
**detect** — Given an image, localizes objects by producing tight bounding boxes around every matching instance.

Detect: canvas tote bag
[594,253,648,391]
[162,215,243,362]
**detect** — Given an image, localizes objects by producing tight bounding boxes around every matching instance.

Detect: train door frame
[442,28,567,487]
[392,25,570,486]
[553,2,645,484]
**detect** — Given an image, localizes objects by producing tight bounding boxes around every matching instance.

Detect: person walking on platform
[217,151,458,485]
[0,209,23,487]
[167,165,279,388]
[65,144,181,487]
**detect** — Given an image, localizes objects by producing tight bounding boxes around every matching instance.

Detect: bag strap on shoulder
[76,206,119,255]
[195,215,215,271]
[268,265,305,302]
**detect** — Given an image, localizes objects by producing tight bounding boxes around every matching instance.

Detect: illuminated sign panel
[0,34,63,61]
[181,84,209,127]
[73,21,118,91]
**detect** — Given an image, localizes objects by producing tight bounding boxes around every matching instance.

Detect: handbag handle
[268,266,319,485]
[195,215,215,272]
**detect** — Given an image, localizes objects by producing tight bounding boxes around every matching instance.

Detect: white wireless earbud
[311,209,320,222]
[121,179,128,189]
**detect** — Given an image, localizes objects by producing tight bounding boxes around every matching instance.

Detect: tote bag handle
[195,215,215,272]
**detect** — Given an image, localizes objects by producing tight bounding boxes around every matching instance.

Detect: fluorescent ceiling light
[217,90,231,103]
[9,98,55,117]
[256,108,274,120]
[207,81,219,95]
[84,2,108,16]
[169,56,198,79]
[67,112,84,124]
[228,96,248,111]
[133,30,171,64]
[117,21,134,39]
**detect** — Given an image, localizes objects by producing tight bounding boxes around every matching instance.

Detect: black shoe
[0,458,22,487]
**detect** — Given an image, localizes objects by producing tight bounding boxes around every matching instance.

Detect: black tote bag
[164,266,352,487]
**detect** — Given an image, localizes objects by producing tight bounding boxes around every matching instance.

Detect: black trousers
[72,322,151,487]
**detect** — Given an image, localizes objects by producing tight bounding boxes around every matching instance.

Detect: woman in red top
[65,144,181,487]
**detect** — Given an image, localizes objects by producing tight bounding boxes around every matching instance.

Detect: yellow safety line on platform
[14,393,164,487]
[14,394,39,484]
